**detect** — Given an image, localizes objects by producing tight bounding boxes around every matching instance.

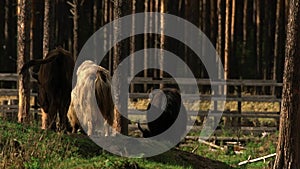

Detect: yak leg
[104,120,110,136]
[41,109,48,130]
[41,106,57,130]
[87,120,93,136]
[67,103,77,133]
[58,104,68,131]
[47,102,58,130]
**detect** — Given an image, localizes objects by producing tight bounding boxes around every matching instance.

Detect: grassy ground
[180,132,277,169]
[0,98,278,168]
[0,119,233,169]
[0,118,277,169]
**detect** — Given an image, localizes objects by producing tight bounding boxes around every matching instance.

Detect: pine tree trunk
[0,0,4,70]
[43,0,54,58]
[230,0,236,78]
[69,0,79,61]
[273,0,300,168]
[215,0,223,112]
[4,0,12,72]
[29,0,35,60]
[17,0,31,123]
[184,0,190,76]
[130,0,136,93]
[255,0,262,78]
[159,0,165,89]
[93,0,98,32]
[113,0,129,135]
[241,0,248,73]
[153,0,159,79]
[102,0,108,69]
[273,0,284,95]
[210,0,217,46]
[224,0,231,95]
[108,0,113,74]
[143,0,148,92]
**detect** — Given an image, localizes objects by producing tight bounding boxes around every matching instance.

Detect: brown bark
[273,0,285,95]
[108,0,113,74]
[112,0,129,135]
[242,0,248,67]
[17,0,31,123]
[93,0,98,32]
[4,0,15,72]
[255,0,262,77]
[224,0,231,95]
[216,0,222,61]
[159,0,165,89]
[130,0,136,93]
[102,0,108,70]
[273,0,300,168]
[230,0,236,78]
[68,0,80,61]
[43,0,55,58]
[0,0,5,70]
[210,0,217,46]
[184,0,189,75]
[143,0,148,92]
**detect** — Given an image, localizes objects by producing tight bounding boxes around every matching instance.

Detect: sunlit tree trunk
[17,0,31,123]
[230,0,236,78]
[224,0,231,95]
[113,0,129,135]
[273,0,300,168]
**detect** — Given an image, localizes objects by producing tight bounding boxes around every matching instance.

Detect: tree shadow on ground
[147,148,234,169]
[71,134,234,169]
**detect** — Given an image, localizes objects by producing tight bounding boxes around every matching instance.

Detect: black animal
[20,47,74,131]
[138,88,187,142]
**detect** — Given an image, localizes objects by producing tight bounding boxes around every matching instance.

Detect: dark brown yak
[138,88,187,142]
[20,47,74,131]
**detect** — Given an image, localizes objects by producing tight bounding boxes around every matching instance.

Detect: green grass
[0,118,276,169]
[0,119,233,169]
[180,133,277,169]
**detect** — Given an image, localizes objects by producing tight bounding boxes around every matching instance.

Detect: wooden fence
[128,77,282,135]
[0,73,282,135]
[0,73,38,120]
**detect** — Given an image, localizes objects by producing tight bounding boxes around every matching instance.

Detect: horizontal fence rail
[0,74,283,134]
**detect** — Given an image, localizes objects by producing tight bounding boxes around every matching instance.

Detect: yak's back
[39,48,74,98]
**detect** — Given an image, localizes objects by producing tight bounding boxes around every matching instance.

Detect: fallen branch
[238,153,276,166]
[198,138,224,151]
[191,145,199,153]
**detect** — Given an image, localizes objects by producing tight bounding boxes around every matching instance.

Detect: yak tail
[19,47,71,75]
